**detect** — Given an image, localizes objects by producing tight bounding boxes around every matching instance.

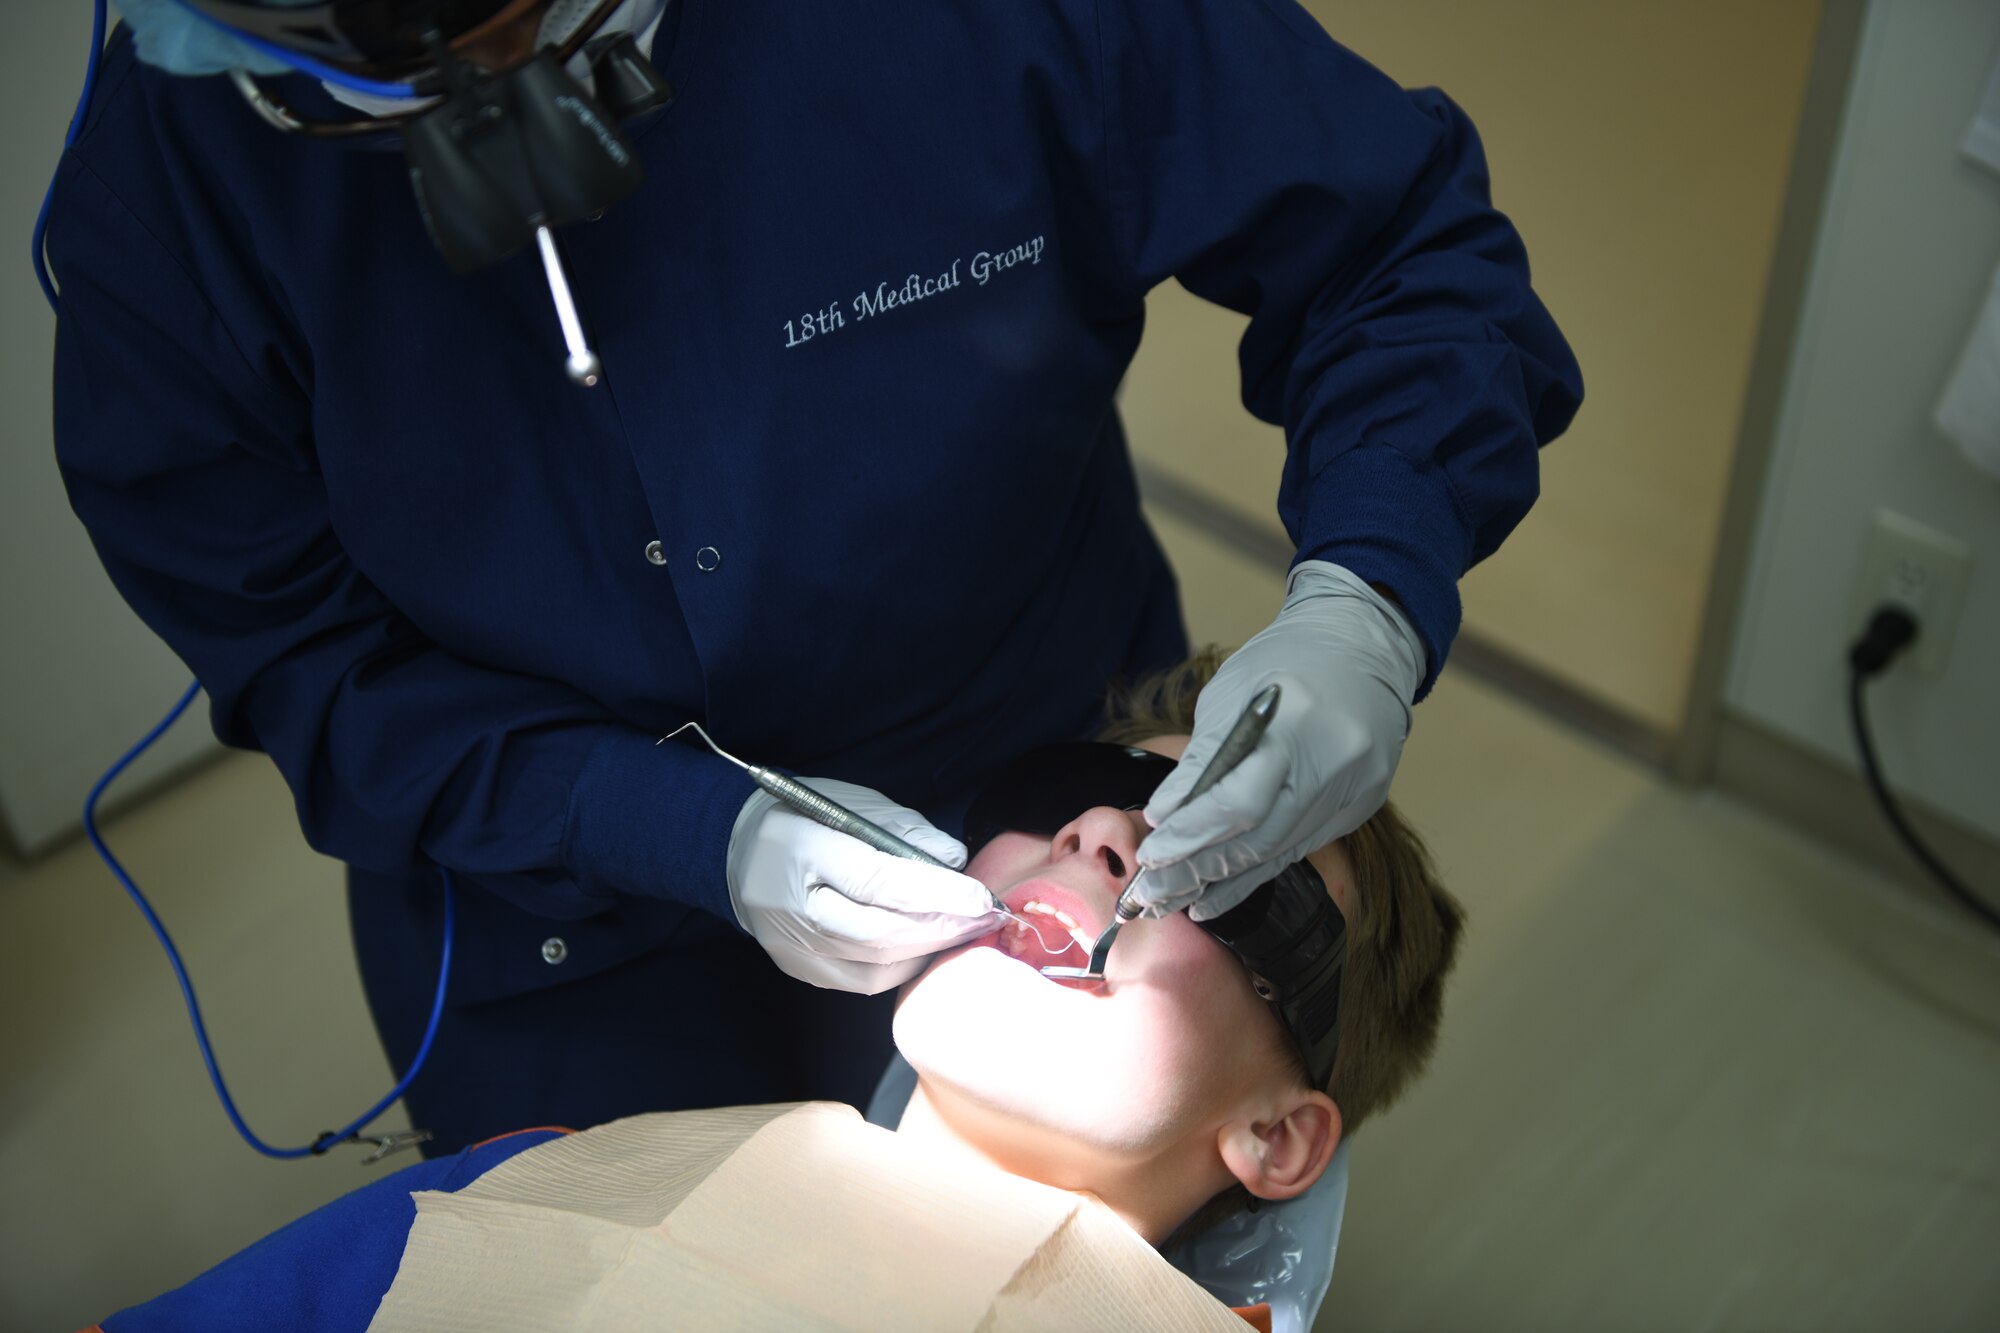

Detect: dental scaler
[664,723,951,865]
[662,723,1023,925]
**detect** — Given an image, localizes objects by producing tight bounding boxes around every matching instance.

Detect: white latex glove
[1133,561,1427,922]
[726,777,1000,994]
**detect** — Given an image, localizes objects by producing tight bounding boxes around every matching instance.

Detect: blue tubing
[83,681,454,1159]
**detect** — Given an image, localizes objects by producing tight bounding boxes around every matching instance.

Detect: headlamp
[170,0,675,386]
[964,743,1345,1088]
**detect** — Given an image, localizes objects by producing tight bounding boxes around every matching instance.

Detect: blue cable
[45,1,449,1160]
[84,682,455,1159]
[30,0,106,311]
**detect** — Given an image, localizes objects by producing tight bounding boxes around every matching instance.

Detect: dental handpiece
[661,723,1016,919]
[1114,681,1282,925]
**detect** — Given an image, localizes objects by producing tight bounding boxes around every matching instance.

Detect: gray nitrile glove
[1132,561,1427,922]
[726,778,999,994]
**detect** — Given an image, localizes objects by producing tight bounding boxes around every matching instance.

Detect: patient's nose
[1049,807,1144,889]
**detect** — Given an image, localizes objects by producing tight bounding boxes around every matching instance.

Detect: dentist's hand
[1133,561,1427,922]
[727,778,999,993]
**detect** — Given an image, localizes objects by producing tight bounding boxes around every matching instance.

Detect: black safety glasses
[964,743,1344,1088]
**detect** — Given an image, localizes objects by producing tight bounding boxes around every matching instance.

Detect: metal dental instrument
[1042,683,1282,984]
[662,722,1021,922]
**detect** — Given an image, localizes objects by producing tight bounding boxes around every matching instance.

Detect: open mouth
[981,881,1102,973]
[1000,901,1093,968]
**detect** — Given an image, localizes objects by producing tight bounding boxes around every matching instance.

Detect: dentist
[46,0,1581,1152]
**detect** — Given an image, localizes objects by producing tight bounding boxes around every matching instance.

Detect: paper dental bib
[368,1101,1244,1331]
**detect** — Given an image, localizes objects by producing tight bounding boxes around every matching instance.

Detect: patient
[895,646,1465,1244]
[95,649,1463,1332]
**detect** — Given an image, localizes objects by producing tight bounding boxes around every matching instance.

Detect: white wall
[1727,0,2000,843]
[1,6,220,858]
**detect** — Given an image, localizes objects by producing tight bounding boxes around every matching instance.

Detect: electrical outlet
[1850,509,1973,675]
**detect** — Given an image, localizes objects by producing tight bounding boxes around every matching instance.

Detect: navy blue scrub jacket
[47,0,1581,1143]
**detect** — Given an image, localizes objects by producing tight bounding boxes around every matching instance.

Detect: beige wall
[1726,0,2000,843]
[1122,0,1821,735]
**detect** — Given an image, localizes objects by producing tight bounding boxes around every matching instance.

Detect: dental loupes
[1041,683,1282,984]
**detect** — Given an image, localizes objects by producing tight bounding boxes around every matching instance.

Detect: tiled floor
[1158,515,2000,1331]
[1321,664,2000,1331]
[0,758,415,1330]
[5,513,1996,1331]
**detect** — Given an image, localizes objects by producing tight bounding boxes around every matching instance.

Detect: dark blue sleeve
[46,96,751,926]
[97,1130,566,1333]
[1094,0,1583,696]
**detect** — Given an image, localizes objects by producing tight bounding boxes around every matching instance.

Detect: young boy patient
[92,651,1463,1332]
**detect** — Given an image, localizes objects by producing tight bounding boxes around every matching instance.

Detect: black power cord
[1847,605,2000,933]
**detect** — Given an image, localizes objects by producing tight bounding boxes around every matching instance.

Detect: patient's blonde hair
[1099,647,1465,1138]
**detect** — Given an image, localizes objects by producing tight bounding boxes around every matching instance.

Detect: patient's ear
[1216,1091,1341,1202]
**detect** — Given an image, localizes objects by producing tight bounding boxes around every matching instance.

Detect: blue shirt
[97,1129,566,1333]
[49,0,1581,967]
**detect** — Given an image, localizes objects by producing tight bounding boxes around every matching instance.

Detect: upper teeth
[1019,900,1093,953]
[1022,900,1079,928]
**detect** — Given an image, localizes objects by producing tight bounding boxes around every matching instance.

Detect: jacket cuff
[561,726,758,924]
[1290,442,1470,701]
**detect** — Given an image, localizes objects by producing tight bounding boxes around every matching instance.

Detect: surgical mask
[115,0,307,76]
